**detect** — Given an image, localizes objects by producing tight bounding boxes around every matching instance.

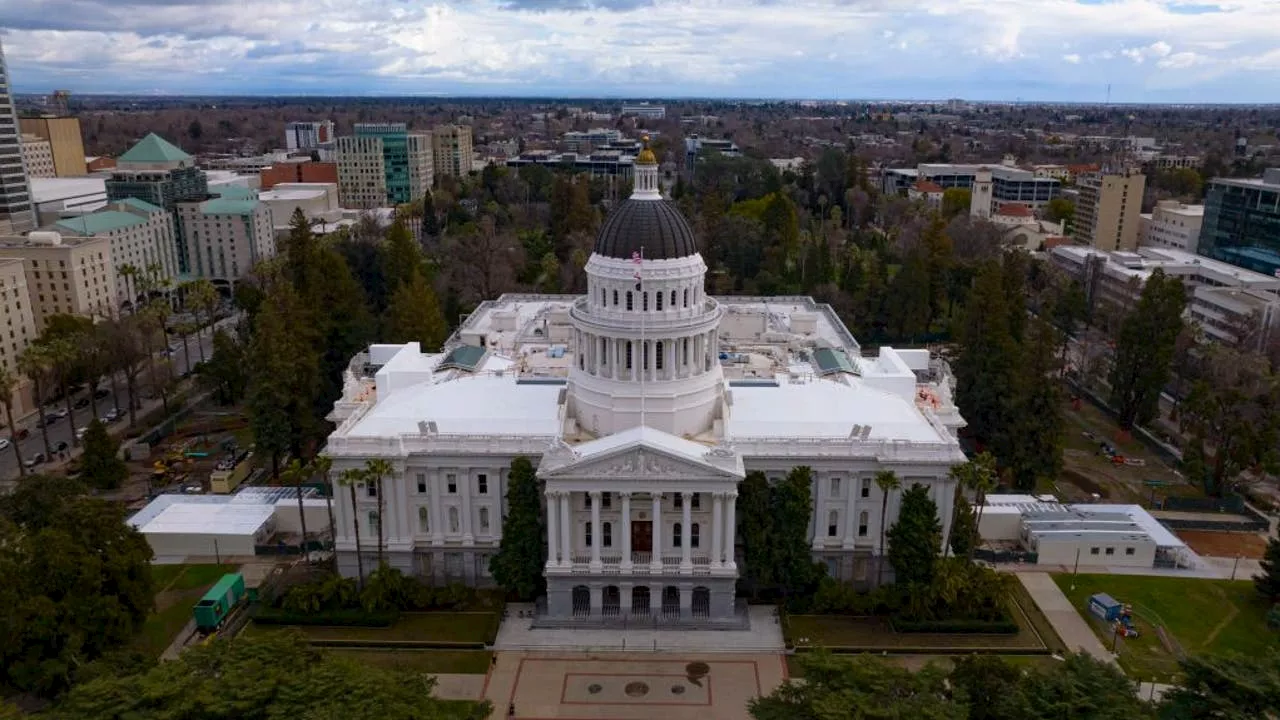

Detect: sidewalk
[1016,572,1115,664]
[495,604,784,652]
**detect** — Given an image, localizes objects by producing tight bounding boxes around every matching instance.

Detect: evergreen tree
[1159,651,1280,719]
[750,651,962,720]
[1109,268,1186,429]
[875,469,901,586]
[489,457,545,600]
[886,247,932,341]
[1006,318,1064,491]
[421,188,440,238]
[949,493,977,558]
[79,420,127,490]
[1255,536,1280,602]
[247,283,319,476]
[954,261,1018,451]
[382,220,427,293]
[738,470,775,597]
[887,484,942,588]
[772,467,822,599]
[282,208,319,288]
[385,269,448,351]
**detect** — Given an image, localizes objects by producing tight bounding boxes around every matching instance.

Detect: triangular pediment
[538,427,744,481]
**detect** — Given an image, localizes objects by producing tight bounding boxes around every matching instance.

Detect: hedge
[889,617,1019,634]
[254,608,401,627]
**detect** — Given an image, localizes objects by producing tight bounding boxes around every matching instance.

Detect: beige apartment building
[432,124,473,179]
[0,257,38,415]
[19,134,55,178]
[0,230,115,331]
[19,116,87,177]
[1073,168,1146,251]
[176,197,275,286]
[54,197,179,310]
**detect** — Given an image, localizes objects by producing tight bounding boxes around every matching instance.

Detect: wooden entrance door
[632,521,652,553]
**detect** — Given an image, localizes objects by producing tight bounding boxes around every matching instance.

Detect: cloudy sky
[1,0,1278,102]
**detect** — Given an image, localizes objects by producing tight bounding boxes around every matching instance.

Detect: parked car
[0,437,10,451]
[54,441,68,453]
[102,408,122,423]
[75,426,89,440]
[23,453,46,469]
[12,428,29,441]
[74,397,90,409]
[94,387,111,399]
[37,414,58,428]
[52,408,69,419]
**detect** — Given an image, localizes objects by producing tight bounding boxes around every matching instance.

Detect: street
[0,318,237,481]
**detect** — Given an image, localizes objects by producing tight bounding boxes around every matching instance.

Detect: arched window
[858,511,869,537]
[626,291,633,310]
[585,521,593,547]
[691,522,700,548]
[418,506,430,534]
[655,341,664,370]
[603,522,613,547]
[626,341,633,369]
[656,291,663,311]
[480,507,490,533]
[613,289,619,306]
[673,522,683,548]
[683,288,689,307]
[449,507,460,533]
[828,510,839,537]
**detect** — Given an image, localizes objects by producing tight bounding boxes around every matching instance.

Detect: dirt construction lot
[1175,530,1268,559]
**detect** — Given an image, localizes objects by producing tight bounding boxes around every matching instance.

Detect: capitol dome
[593,198,698,260]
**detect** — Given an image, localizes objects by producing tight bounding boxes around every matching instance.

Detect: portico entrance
[631,520,652,553]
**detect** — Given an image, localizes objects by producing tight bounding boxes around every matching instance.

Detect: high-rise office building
[335,123,433,208]
[431,124,473,179]
[104,133,209,273]
[0,40,35,235]
[18,116,87,177]
[1197,168,1280,276]
[1072,168,1145,252]
[19,134,55,178]
[285,120,335,157]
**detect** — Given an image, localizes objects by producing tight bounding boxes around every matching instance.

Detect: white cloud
[0,0,1278,100]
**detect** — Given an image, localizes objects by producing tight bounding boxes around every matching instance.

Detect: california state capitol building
[323,144,968,627]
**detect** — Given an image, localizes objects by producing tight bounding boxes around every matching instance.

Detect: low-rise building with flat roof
[258,182,341,236]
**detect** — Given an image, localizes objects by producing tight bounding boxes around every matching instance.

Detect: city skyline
[1,0,1280,103]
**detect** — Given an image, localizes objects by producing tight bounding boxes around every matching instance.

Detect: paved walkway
[495,605,784,653]
[1016,572,1114,664]
[485,651,787,720]
[431,673,486,700]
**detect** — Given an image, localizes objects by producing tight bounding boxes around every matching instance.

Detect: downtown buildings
[0,39,35,235]
[322,149,966,625]
[1197,168,1280,277]
[1072,168,1146,251]
[335,123,433,209]
[432,124,473,180]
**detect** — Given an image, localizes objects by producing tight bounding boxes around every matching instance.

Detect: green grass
[1053,573,1278,681]
[247,612,496,644]
[785,653,1063,678]
[1008,578,1067,653]
[327,648,493,674]
[135,563,239,657]
[788,605,1046,651]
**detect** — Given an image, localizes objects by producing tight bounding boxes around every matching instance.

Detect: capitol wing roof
[728,379,947,443]
[345,373,563,438]
[539,426,745,480]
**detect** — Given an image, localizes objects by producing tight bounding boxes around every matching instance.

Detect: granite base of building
[536,574,742,629]
[336,548,499,587]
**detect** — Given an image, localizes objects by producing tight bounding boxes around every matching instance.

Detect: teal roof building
[105,133,208,273]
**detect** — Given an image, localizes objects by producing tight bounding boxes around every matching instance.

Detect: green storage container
[193,573,245,631]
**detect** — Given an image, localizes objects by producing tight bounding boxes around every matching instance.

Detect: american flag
[632,250,643,286]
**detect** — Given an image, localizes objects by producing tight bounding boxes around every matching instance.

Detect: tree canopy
[489,457,545,601]
[1109,269,1186,429]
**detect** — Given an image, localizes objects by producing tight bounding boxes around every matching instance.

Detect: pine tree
[954,261,1017,450]
[772,467,822,599]
[1255,536,1280,601]
[887,484,942,587]
[886,248,932,341]
[949,494,977,558]
[247,284,319,476]
[490,457,545,600]
[385,269,448,352]
[381,220,427,301]
[738,470,775,597]
[1109,268,1186,429]
[1006,318,1064,491]
[421,189,440,238]
[282,208,318,288]
[79,420,128,490]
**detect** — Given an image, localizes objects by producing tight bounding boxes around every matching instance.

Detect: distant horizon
[5,0,1280,104]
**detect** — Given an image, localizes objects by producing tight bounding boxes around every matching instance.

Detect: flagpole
[639,245,646,430]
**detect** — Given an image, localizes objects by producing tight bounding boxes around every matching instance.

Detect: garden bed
[327,648,493,675]
[786,610,1047,653]
[246,611,499,648]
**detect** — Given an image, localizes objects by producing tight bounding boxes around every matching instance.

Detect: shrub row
[255,607,400,627]
[889,617,1019,634]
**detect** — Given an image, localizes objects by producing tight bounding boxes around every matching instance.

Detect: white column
[650,493,663,571]
[711,492,723,568]
[460,470,474,544]
[621,492,633,571]
[589,490,602,571]
[811,472,825,550]
[395,470,410,543]
[560,491,572,567]
[546,490,559,567]
[843,476,857,549]
[680,491,693,572]
[333,472,350,545]
[723,492,737,570]
[494,467,505,543]
[430,470,444,545]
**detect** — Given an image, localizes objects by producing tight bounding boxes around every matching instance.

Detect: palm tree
[282,459,311,557]
[46,337,81,448]
[185,279,218,363]
[0,366,26,474]
[80,328,109,418]
[364,458,394,567]
[337,467,367,584]
[18,345,53,458]
[311,455,335,548]
[950,451,998,560]
[874,469,901,587]
[118,263,140,313]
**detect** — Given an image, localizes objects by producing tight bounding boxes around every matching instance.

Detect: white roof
[347,372,562,438]
[260,188,328,201]
[729,379,946,442]
[574,425,713,464]
[29,177,107,203]
[134,501,273,537]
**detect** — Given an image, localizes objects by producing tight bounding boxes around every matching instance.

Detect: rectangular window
[1105,547,1115,556]
[477,474,488,494]
[861,478,871,498]
[447,474,457,494]
[674,494,683,509]
[831,478,841,497]
[416,473,426,494]
[1090,547,1100,555]
[601,493,612,509]
[366,481,378,498]
[691,493,700,510]
[1125,547,1136,556]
